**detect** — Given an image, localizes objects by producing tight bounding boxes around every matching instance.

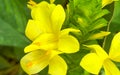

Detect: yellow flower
[20,1,80,75]
[102,0,118,7]
[88,31,110,40]
[80,32,120,75]
[50,0,55,4]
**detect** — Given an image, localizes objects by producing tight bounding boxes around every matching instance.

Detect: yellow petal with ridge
[49,55,67,75]
[109,32,120,62]
[80,53,103,74]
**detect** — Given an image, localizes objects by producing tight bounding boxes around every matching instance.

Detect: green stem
[102,12,114,49]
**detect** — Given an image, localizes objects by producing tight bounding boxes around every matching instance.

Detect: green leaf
[92,9,110,21]
[62,50,89,75]
[0,0,31,47]
[0,18,30,47]
[0,0,28,33]
[67,0,109,43]
[14,47,25,60]
[87,18,107,31]
[110,1,120,32]
[0,46,15,59]
[0,56,11,69]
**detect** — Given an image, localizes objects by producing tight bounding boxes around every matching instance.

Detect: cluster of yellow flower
[21,0,79,75]
[80,32,120,75]
[20,0,120,75]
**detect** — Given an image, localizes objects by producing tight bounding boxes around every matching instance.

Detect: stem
[102,3,115,49]
[102,15,113,49]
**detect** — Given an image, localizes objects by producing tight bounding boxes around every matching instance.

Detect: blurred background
[0,0,29,75]
[0,0,120,75]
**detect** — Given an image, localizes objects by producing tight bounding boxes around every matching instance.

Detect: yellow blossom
[80,32,120,75]
[21,1,80,75]
[50,0,55,4]
[88,31,110,40]
[102,0,118,8]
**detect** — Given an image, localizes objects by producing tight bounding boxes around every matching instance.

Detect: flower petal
[24,33,57,53]
[60,28,80,36]
[25,20,47,41]
[50,0,55,4]
[103,59,120,75]
[102,0,113,7]
[58,35,79,53]
[85,45,108,60]
[80,53,103,74]
[49,55,67,75]
[31,1,55,20]
[51,4,65,33]
[25,20,39,41]
[31,1,56,33]
[20,50,50,74]
[88,31,110,40]
[102,0,118,8]
[109,32,120,62]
